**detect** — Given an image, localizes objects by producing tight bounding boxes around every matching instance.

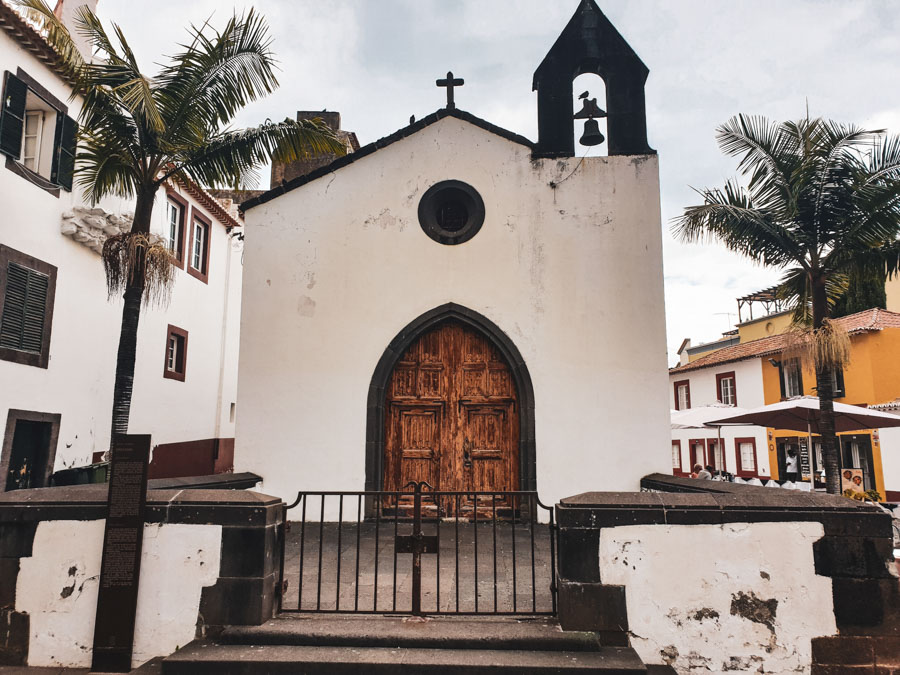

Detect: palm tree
[674,115,900,494]
[18,1,345,446]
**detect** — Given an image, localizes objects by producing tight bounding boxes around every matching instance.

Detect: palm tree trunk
[812,275,841,494]
[109,187,156,445]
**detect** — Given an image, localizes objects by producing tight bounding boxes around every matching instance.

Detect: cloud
[98,0,900,369]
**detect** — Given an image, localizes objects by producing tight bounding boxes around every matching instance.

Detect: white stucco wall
[599,522,835,674]
[1,28,242,476]
[236,115,670,509]
[670,359,766,410]
[15,519,222,668]
[876,424,900,498]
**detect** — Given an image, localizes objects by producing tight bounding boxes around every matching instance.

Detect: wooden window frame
[164,189,188,269]
[187,209,211,284]
[716,370,737,406]
[688,438,707,472]
[673,379,691,410]
[162,324,188,382]
[0,245,56,368]
[671,439,683,475]
[1,68,73,197]
[706,438,724,472]
[734,436,759,478]
[779,358,804,399]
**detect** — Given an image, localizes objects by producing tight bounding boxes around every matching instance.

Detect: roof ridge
[241,108,534,213]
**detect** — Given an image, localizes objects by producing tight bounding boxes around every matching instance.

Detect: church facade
[235,0,670,508]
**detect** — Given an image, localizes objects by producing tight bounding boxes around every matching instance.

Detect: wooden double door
[384,321,520,508]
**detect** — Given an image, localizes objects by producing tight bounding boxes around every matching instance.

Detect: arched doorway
[384,320,519,496]
[365,304,536,506]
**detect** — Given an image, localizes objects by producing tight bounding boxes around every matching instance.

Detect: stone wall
[0,485,283,669]
[557,474,898,674]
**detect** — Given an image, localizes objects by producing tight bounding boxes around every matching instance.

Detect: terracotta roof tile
[0,1,69,81]
[670,308,900,374]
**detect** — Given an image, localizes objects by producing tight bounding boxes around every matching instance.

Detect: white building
[235,0,671,509]
[669,356,772,479]
[0,1,243,491]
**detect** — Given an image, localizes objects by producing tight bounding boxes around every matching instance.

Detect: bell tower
[533,0,654,158]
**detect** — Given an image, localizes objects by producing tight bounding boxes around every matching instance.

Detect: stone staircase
[162,614,650,674]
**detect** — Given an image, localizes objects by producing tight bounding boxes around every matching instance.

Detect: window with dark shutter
[0,71,27,159]
[0,246,57,369]
[54,114,77,191]
[0,262,48,352]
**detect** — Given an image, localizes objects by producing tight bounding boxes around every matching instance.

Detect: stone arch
[365,303,536,495]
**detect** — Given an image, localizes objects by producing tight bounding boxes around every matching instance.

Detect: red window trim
[164,188,188,269]
[672,439,683,475]
[673,379,691,410]
[716,370,737,406]
[163,324,189,382]
[706,438,723,472]
[186,209,211,284]
[734,436,759,478]
[688,438,706,473]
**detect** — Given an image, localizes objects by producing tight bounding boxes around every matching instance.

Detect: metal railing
[278,482,556,616]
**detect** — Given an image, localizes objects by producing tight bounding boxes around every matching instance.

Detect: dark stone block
[0,608,28,666]
[833,579,885,627]
[819,513,893,539]
[556,528,600,582]
[813,666,875,675]
[219,524,279,578]
[557,581,628,632]
[0,523,36,558]
[814,537,894,579]
[200,573,277,626]
[664,507,724,525]
[0,559,18,607]
[595,630,630,647]
[812,636,874,665]
[873,637,900,667]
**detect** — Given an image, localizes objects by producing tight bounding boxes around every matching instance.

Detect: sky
[99,0,900,365]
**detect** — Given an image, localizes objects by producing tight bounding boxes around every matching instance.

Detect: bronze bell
[574,94,607,147]
[580,118,605,146]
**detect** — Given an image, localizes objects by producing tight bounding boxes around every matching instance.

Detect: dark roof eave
[240,107,534,213]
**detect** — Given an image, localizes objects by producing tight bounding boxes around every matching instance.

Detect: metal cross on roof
[436,71,464,109]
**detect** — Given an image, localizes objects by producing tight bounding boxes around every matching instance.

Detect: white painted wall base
[15,520,222,668]
[598,522,835,674]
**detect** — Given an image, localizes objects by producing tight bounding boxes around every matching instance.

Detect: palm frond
[673,180,800,267]
[102,233,176,307]
[155,9,280,141]
[782,319,851,372]
[14,0,84,76]
[166,117,345,189]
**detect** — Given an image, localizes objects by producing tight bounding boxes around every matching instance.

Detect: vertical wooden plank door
[384,320,519,515]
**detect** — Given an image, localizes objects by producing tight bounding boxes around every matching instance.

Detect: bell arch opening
[365,304,536,500]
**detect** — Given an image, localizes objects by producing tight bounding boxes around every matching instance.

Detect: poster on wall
[841,468,864,494]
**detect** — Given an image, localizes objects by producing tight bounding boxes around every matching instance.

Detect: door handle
[463,438,473,468]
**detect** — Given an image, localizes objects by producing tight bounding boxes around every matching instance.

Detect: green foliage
[843,488,882,502]
[675,114,900,494]
[831,261,887,317]
[674,114,900,330]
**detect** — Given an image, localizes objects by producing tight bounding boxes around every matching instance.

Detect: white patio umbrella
[707,396,900,485]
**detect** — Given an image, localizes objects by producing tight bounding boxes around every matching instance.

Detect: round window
[418,180,485,245]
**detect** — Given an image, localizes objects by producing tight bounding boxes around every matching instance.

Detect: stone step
[219,614,603,652]
[162,643,647,674]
